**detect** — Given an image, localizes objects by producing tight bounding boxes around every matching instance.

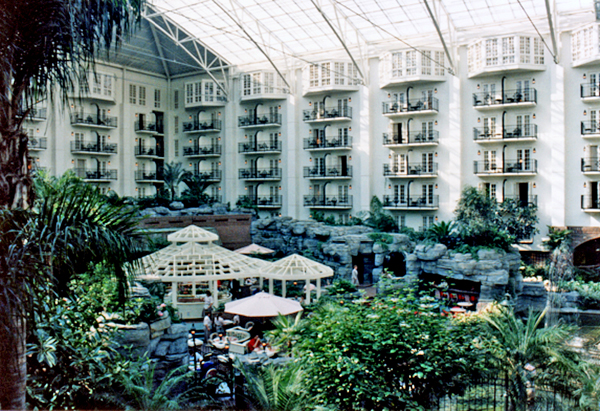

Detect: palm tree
[236,360,312,411]
[479,304,585,410]
[266,312,305,353]
[0,1,142,408]
[163,162,191,201]
[0,173,143,409]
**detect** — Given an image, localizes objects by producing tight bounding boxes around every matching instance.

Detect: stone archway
[383,251,406,277]
[574,237,600,267]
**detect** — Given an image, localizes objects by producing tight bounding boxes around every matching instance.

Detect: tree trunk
[0,129,32,209]
[0,314,26,410]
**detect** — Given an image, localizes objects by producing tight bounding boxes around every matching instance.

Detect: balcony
[382,98,439,118]
[473,160,538,176]
[382,195,439,210]
[183,144,222,158]
[70,112,118,129]
[473,89,537,110]
[467,35,546,77]
[581,195,600,212]
[71,141,117,155]
[383,163,438,178]
[379,49,446,88]
[18,107,47,121]
[304,136,352,150]
[183,120,222,133]
[303,195,353,209]
[135,170,164,183]
[303,107,352,122]
[581,121,600,138]
[503,195,538,206]
[572,23,600,67]
[134,120,164,135]
[383,131,439,147]
[238,168,281,181]
[473,124,538,143]
[28,137,47,151]
[74,168,117,182]
[581,157,600,174]
[241,72,289,101]
[184,79,226,109]
[303,165,352,179]
[238,113,282,128]
[134,146,164,159]
[238,141,282,154]
[302,61,360,96]
[191,170,222,182]
[242,195,283,208]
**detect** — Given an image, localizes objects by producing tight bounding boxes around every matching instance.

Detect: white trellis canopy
[261,254,334,304]
[167,224,219,244]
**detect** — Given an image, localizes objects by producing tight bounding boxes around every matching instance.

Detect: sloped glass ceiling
[148,0,594,67]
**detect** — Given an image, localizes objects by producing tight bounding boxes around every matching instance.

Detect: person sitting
[247,334,262,352]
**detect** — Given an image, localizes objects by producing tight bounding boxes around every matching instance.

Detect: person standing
[215,313,225,334]
[203,313,212,342]
[351,265,359,286]
[204,291,213,316]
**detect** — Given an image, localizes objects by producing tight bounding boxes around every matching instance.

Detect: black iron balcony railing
[18,107,47,120]
[243,195,283,207]
[238,141,282,153]
[582,195,600,210]
[383,131,439,145]
[71,141,117,154]
[303,106,352,121]
[382,194,439,208]
[207,195,222,203]
[238,168,282,180]
[303,165,353,178]
[304,136,353,150]
[28,137,48,150]
[238,114,282,127]
[135,169,164,181]
[503,195,538,206]
[581,121,600,135]
[182,120,222,132]
[473,124,538,141]
[303,195,353,208]
[473,159,538,174]
[134,120,164,134]
[383,163,438,177]
[581,83,600,99]
[134,146,164,157]
[382,98,439,115]
[183,144,222,156]
[192,170,222,181]
[70,112,118,128]
[582,157,600,172]
[472,88,537,107]
[74,168,117,180]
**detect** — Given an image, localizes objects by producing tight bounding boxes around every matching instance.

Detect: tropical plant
[478,304,586,410]
[1,173,143,408]
[358,196,398,232]
[266,312,305,352]
[236,360,313,411]
[163,162,191,201]
[0,1,143,406]
[543,226,572,252]
[425,220,459,247]
[295,290,487,410]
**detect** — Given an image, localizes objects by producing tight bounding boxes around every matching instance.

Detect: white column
[259,276,264,289]
[305,279,311,304]
[213,280,219,309]
[269,278,274,295]
[282,280,286,298]
[316,278,322,299]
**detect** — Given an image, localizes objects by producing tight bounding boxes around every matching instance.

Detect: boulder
[167,338,188,355]
[415,244,447,261]
[152,206,171,216]
[113,322,150,347]
[213,204,228,215]
[197,205,213,214]
[150,313,171,333]
[154,340,171,357]
[169,201,184,210]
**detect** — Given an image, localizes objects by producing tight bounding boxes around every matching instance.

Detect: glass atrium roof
[148,0,594,67]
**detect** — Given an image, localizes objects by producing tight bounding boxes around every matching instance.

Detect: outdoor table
[457,302,473,308]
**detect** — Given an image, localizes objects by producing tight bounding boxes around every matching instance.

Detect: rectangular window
[533,37,544,64]
[174,90,179,109]
[243,74,252,96]
[399,215,406,228]
[486,39,498,66]
[391,52,402,78]
[434,51,445,76]
[204,81,214,102]
[309,64,319,87]
[154,89,161,108]
[92,74,102,95]
[421,50,432,75]
[185,83,194,104]
[520,36,531,64]
[264,72,274,94]
[406,51,417,75]
[334,62,345,85]
[321,62,331,86]
[174,115,179,133]
[194,82,201,103]
[252,73,261,94]
[139,86,146,106]
[129,84,137,104]
[502,36,515,64]
[174,139,179,157]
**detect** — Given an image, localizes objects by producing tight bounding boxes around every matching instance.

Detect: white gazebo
[261,254,334,304]
[136,225,271,319]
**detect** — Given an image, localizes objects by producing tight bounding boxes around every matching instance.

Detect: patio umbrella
[234,243,275,255]
[224,292,303,317]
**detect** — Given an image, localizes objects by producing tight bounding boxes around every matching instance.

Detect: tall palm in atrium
[0,1,143,408]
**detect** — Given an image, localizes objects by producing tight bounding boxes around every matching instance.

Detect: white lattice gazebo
[261,254,334,304]
[137,225,271,319]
